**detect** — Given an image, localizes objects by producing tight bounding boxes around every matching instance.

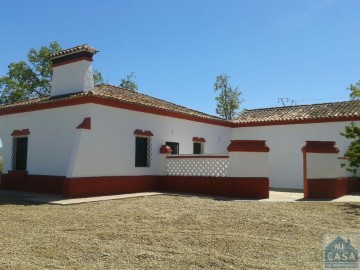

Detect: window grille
[147,137,152,167]
[193,142,205,154]
[201,142,205,154]
[135,136,152,167]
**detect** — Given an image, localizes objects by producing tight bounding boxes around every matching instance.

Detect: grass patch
[0,194,359,269]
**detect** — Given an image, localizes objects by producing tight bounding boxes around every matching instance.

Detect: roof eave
[0,94,233,127]
[234,116,360,127]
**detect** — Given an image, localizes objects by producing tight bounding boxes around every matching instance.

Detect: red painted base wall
[1,172,64,194]
[63,176,159,198]
[1,171,27,191]
[159,176,269,199]
[27,175,65,193]
[307,178,359,199]
[1,173,269,199]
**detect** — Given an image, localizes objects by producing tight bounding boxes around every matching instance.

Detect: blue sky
[0,0,360,115]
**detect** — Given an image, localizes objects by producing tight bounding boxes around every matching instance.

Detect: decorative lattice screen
[166,156,229,177]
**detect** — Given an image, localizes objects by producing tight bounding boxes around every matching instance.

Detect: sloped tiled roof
[50,44,98,59]
[234,100,360,125]
[0,84,227,123]
[92,84,225,121]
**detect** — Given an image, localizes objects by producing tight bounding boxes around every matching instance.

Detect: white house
[233,104,360,188]
[0,44,359,199]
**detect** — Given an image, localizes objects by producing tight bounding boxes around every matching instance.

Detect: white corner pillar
[159,145,172,175]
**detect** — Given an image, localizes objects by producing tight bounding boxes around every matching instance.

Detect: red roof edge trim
[234,116,360,127]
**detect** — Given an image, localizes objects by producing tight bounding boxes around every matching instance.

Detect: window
[166,142,179,155]
[192,137,205,154]
[135,137,150,167]
[134,129,153,167]
[12,137,28,171]
[193,142,202,154]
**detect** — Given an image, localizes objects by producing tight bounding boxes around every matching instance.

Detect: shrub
[340,122,360,175]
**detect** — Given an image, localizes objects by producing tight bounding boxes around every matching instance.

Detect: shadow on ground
[296,198,332,202]
[0,193,45,206]
[338,203,360,217]
[161,192,252,202]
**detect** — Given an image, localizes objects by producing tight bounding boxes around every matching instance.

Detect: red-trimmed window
[193,137,205,154]
[134,130,153,167]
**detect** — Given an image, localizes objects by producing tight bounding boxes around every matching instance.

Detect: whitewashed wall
[0,103,230,178]
[67,104,231,177]
[306,153,353,179]
[0,105,91,176]
[51,60,94,96]
[231,121,360,189]
[227,152,269,178]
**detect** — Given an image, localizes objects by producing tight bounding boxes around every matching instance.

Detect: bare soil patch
[0,194,359,269]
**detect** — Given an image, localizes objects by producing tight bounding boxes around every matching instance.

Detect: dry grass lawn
[0,194,359,269]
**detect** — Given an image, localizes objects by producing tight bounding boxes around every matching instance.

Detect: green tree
[214,74,242,120]
[348,80,360,100]
[119,72,138,91]
[93,69,104,85]
[340,123,360,175]
[0,41,62,104]
[340,81,360,176]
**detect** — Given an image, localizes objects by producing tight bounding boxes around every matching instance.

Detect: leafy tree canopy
[349,80,360,100]
[340,81,360,176]
[93,69,104,85]
[340,122,360,175]
[119,72,138,91]
[214,74,243,120]
[0,41,61,104]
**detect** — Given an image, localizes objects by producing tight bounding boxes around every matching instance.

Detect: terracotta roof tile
[234,100,360,124]
[50,44,98,59]
[92,84,224,121]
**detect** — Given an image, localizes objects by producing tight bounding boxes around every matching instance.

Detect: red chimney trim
[52,57,93,68]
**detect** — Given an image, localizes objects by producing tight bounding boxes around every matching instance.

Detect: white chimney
[50,44,98,97]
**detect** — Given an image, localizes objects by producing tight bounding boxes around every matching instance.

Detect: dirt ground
[0,194,359,270]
